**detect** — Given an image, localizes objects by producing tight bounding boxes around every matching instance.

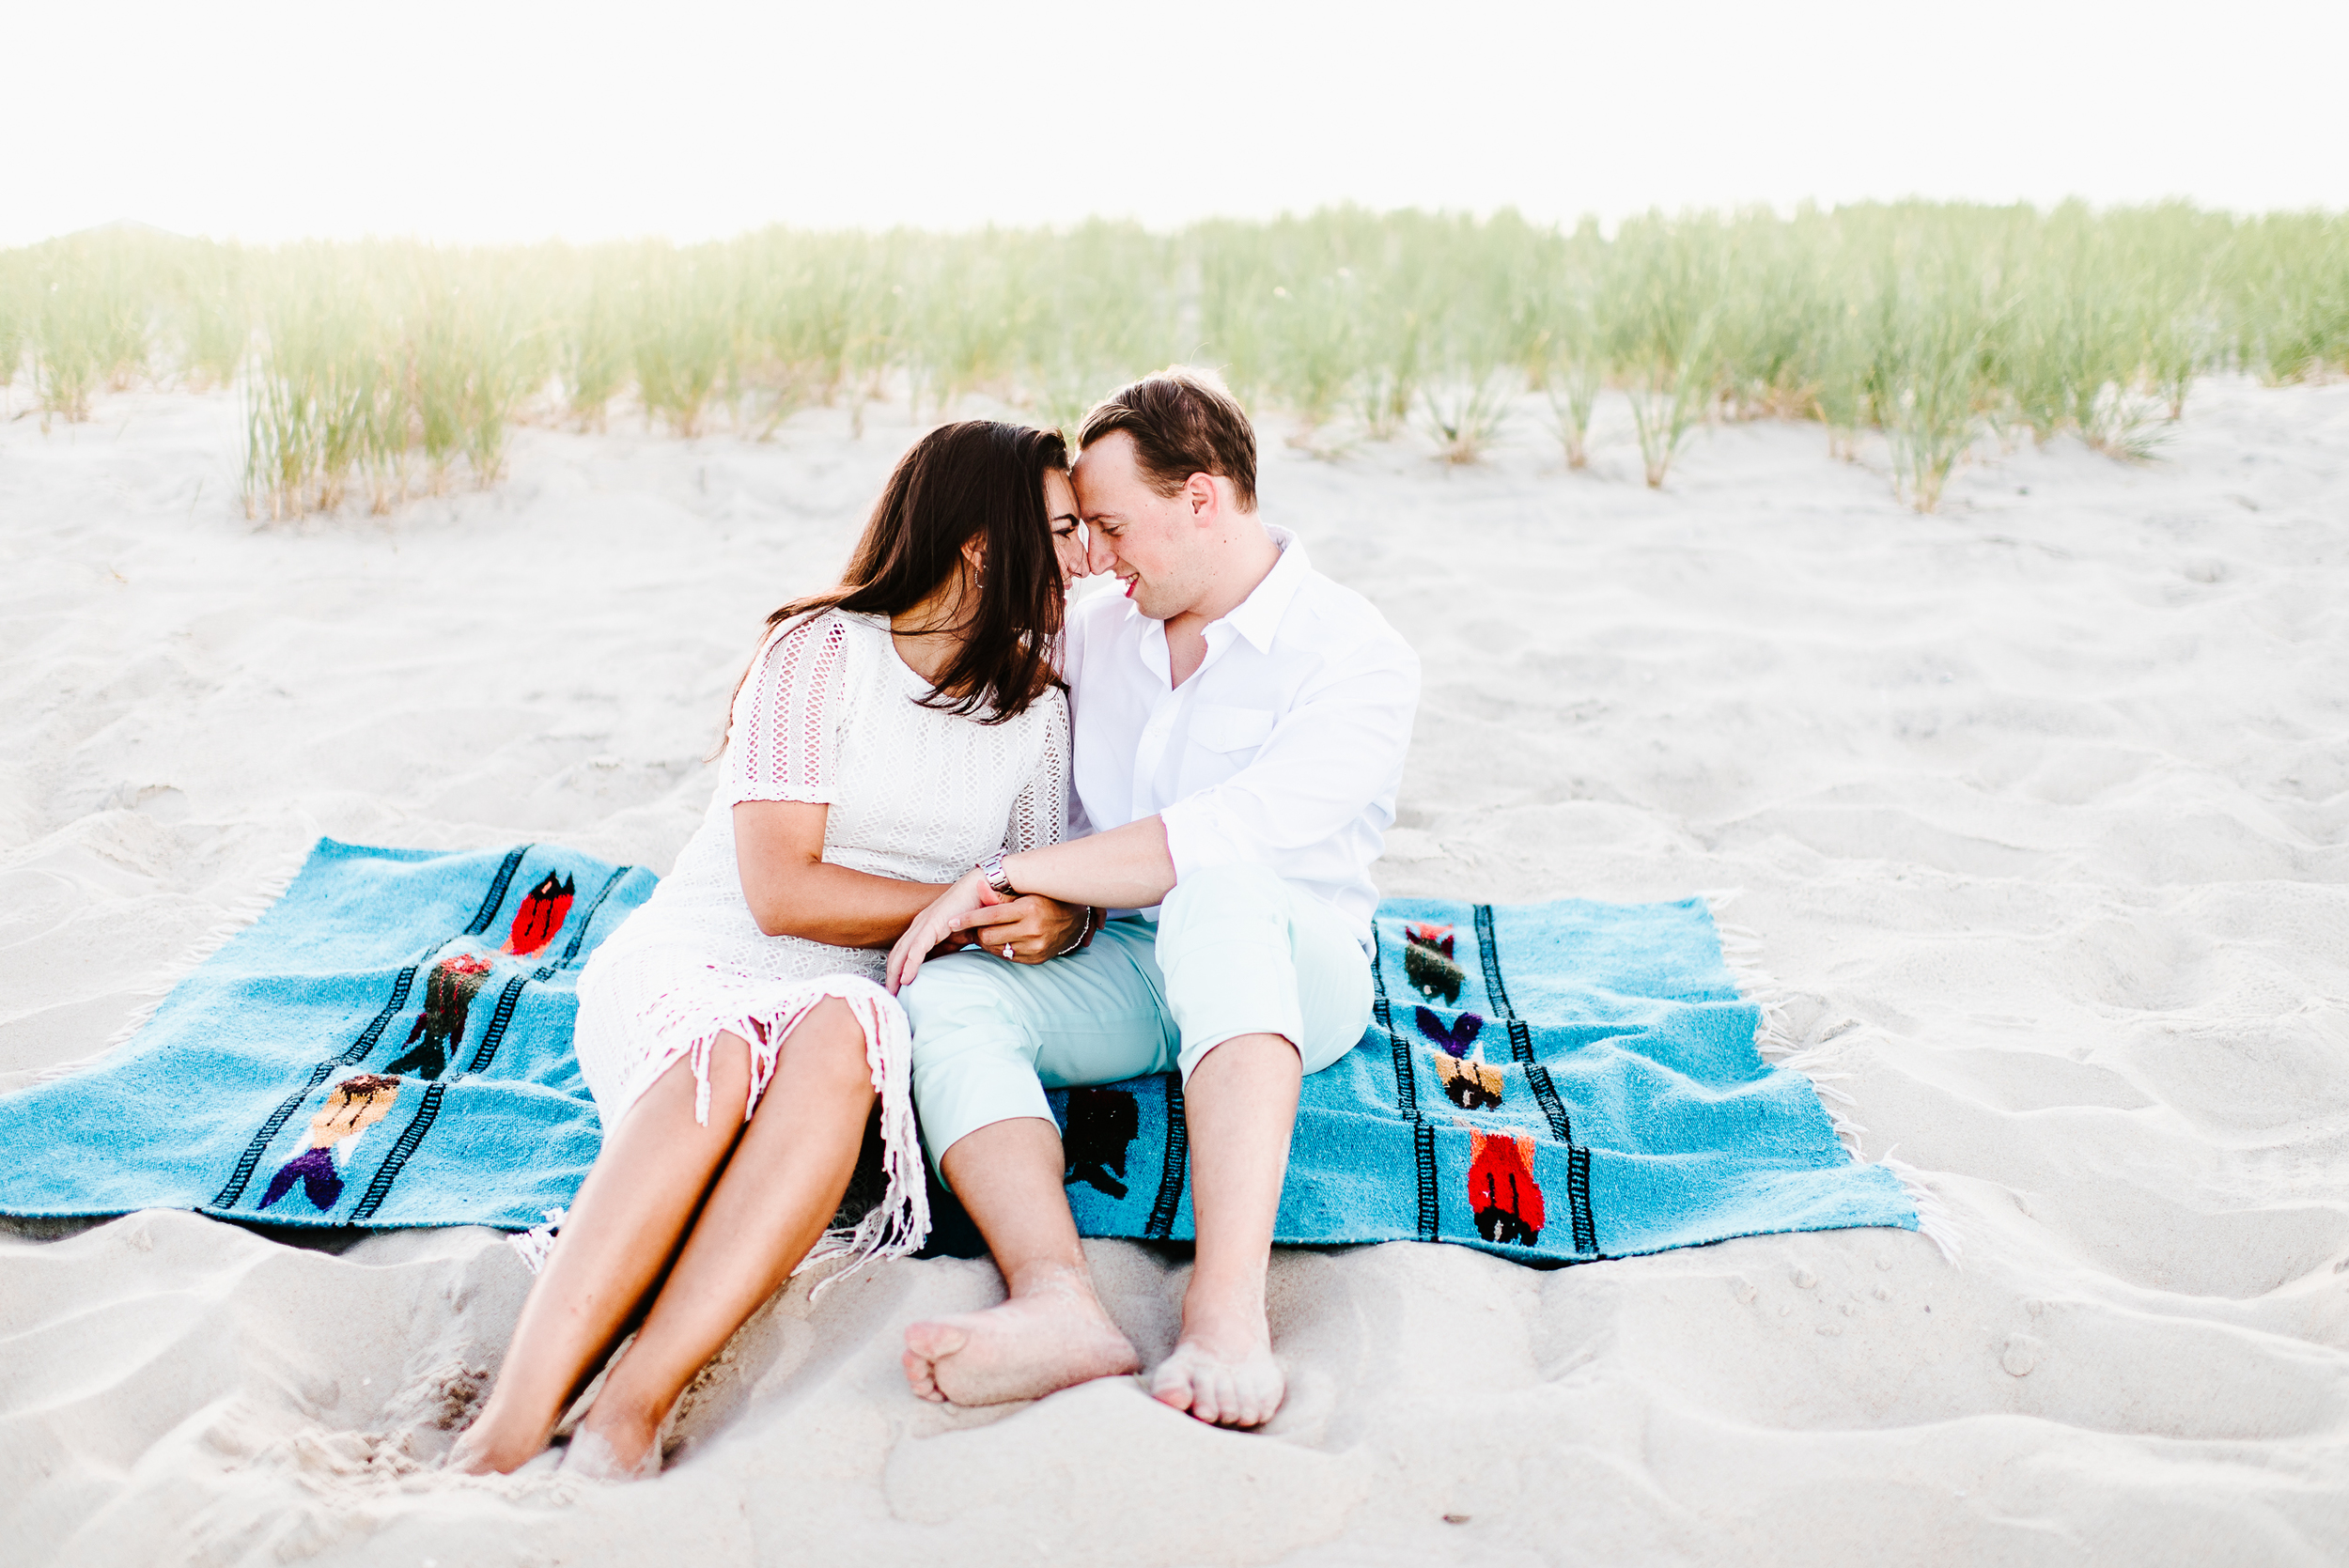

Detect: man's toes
[1150,1359,1196,1414]
[1190,1366,1233,1426]
[901,1347,945,1402]
[903,1320,968,1362]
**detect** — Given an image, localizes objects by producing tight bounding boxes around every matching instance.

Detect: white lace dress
[572,607,1068,1275]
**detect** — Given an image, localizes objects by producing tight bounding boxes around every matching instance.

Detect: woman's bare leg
[567,997,878,1476]
[449,1038,754,1474]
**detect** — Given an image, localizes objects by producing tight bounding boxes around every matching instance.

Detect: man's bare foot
[1150,1302,1283,1428]
[902,1270,1140,1406]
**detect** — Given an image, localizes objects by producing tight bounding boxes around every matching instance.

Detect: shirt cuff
[1159,796,1254,882]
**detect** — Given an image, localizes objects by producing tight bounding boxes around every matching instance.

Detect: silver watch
[978,850,1018,898]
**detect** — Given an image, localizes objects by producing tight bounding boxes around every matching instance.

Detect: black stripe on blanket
[350,1082,446,1222]
[1371,942,1439,1241]
[1144,1077,1189,1239]
[1369,942,1420,1120]
[1414,1120,1439,1241]
[1471,904,1573,1144]
[465,846,532,935]
[1568,1146,1597,1257]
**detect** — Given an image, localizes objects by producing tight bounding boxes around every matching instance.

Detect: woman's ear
[959,536,986,577]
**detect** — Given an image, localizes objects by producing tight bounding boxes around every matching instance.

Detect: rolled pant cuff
[912,1054,1057,1181]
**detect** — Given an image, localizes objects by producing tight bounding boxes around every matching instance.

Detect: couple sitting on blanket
[452,369,1421,1480]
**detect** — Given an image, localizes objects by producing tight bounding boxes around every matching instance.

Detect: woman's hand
[887,869,999,993]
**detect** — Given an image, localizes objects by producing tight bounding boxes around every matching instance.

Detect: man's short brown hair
[1077,366,1257,512]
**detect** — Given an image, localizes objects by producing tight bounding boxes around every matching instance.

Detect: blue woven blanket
[0,840,654,1230]
[0,843,1915,1264]
[1040,897,1919,1263]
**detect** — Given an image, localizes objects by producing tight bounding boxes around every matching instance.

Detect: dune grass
[1,204,2343,517]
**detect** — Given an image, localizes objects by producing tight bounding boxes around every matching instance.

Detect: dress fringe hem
[542,973,930,1294]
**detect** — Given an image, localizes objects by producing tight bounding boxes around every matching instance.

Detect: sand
[3,380,2345,1567]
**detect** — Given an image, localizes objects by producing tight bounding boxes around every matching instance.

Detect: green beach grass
[3,204,2343,517]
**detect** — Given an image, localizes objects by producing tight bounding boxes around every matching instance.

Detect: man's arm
[889,818,1173,989]
[889,633,1417,991]
[1002,637,1417,911]
[998,816,1178,911]
[1152,650,1418,884]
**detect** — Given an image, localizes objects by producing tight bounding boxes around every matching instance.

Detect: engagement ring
[1001,942,1015,959]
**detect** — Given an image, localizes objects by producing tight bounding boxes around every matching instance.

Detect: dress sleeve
[722,613,851,805]
[1003,691,1070,854]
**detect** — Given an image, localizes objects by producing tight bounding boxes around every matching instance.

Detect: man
[885,368,1420,1429]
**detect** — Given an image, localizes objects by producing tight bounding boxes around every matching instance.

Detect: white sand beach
[3,382,2345,1565]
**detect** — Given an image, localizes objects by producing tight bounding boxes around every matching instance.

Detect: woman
[452,421,1091,1480]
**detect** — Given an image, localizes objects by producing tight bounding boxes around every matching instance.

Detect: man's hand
[956,893,1087,964]
[888,875,1093,992]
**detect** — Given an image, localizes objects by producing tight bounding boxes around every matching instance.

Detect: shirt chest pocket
[1189,703,1277,758]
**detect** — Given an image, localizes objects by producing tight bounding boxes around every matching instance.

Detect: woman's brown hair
[735,420,1067,731]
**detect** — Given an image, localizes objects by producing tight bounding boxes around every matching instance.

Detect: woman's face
[1044,468,1086,587]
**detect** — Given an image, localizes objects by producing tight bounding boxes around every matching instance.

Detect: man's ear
[1185,471,1219,520]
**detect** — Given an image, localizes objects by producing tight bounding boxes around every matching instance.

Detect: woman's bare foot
[560,1425,660,1482]
[560,1404,662,1483]
[902,1269,1140,1406]
[446,1409,551,1475]
[1149,1299,1283,1428]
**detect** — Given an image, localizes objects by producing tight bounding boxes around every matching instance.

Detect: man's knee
[1158,862,1289,934]
[1156,867,1369,1080]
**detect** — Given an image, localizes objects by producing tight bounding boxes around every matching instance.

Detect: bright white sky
[8,0,2343,246]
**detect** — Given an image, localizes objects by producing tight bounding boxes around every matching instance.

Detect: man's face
[1070,432,1200,621]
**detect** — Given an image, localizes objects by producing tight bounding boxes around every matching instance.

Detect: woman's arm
[735,801,957,948]
[736,800,1079,956]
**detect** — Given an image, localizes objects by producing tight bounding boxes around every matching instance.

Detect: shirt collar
[1221,525,1308,654]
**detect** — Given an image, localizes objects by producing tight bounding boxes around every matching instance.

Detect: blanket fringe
[509,1207,567,1272]
[1709,887,1961,1266]
[19,849,308,1089]
[1878,1153,1965,1265]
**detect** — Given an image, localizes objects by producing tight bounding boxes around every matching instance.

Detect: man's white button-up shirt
[1062,525,1421,940]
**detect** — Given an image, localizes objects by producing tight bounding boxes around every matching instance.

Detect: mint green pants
[902,862,1371,1172]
